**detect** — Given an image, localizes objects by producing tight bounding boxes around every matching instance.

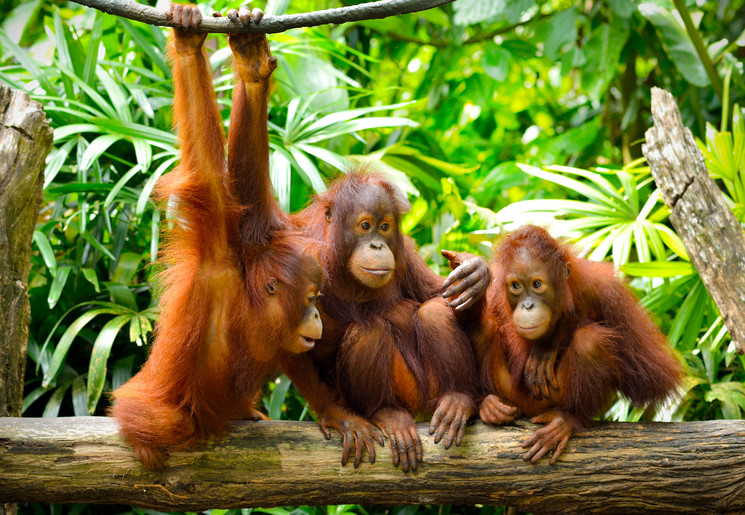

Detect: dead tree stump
[643,87,745,353]
[0,84,52,515]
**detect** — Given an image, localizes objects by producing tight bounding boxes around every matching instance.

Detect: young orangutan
[222,7,388,468]
[110,4,323,470]
[468,225,683,464]
[284,174,490,472]
[222,6,491,471]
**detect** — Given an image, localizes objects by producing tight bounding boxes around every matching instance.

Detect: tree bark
[643,87,745,353]
[0,417,744,513]
[0,85,53,515]
[69,0,455,33]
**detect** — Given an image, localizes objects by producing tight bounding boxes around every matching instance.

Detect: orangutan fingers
[353,430,364,468]
[440,249,462,272]
[443,414,462,449]
[251,7,264,23]
[522,441,543,462]
[550,435,570,465]
[361,428,377,464]
[429,405,444,435]
[398,432,413,472]
[528,442,552,463]
[443,269,479,298]
[452,413,467,447]
[411,426,424,465]
[319,422,332,440]
[388,431,401,467]
[547,362,559,391]
[371,426,385,446]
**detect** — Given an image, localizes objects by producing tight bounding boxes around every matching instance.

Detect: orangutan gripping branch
[110,4,323,470]
[470,225,683,464]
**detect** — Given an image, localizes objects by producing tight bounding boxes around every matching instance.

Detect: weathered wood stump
[0,85,52,515]
[1,417,744,513]
[0,84,51,418]
[643,87,745,353]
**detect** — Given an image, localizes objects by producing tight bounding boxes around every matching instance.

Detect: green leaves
[544,8,577,62]
[698,105,745,214]
[621,261,696,277]
[580,19,629,101]
[497,164,682,266]
[483,46,510,82]
[87,314,131,413]
[639,3,709,87]
[453,0,535,26]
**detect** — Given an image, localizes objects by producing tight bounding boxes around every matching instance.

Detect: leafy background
[1,0,744,512]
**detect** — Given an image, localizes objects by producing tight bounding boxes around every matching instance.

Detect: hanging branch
[68,0,456,33]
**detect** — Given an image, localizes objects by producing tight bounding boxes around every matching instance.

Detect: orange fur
[110,29,320,470]
[475,225,683,462]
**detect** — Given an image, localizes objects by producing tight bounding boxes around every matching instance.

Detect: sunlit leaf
[33,231,58,277]
[81,134,124,171]
[72,374,88,416]
[87,314,131,413]
[43,306,126,388]
[47,265,71,309]
[287,146,327,193]
[269,374,292,420]
[81,267,100,292]
[621,261,696,277]
[639,3,709,87]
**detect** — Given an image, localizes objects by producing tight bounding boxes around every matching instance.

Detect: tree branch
[68,0,456,33]
[2,417,745,512]
[384,12,552,48]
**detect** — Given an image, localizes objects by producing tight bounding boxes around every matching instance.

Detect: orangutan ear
[265,277,278,295]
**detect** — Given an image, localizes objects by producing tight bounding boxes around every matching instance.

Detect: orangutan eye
[510,281,522,293]
[533,280,542,289]
[380,223,389,231]
[360,221,371,230]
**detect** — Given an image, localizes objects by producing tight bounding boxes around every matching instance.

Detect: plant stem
[672,0,723,102]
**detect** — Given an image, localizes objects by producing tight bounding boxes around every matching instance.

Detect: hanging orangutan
[110,4,323,470]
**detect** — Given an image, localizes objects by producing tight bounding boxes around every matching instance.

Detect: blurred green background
[1,0,744,513]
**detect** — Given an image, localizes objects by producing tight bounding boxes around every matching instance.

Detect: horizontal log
[1,418,744,512]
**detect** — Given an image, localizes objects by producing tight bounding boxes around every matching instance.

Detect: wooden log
[643,87,745,353]
[0,84,51,418]
[1,417,744,513]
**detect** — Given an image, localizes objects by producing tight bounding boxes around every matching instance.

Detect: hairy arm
[227,10,285,245]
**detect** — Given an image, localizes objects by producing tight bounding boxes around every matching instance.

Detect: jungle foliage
[1,0,744,513]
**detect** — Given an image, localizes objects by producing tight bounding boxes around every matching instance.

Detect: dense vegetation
[1,0,744,513]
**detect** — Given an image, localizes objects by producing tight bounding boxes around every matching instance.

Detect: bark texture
[0,84,53,515]
[0,85,51,417]
[69,0,455,33]
[643,87,745,353]
[1,417,745,513]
